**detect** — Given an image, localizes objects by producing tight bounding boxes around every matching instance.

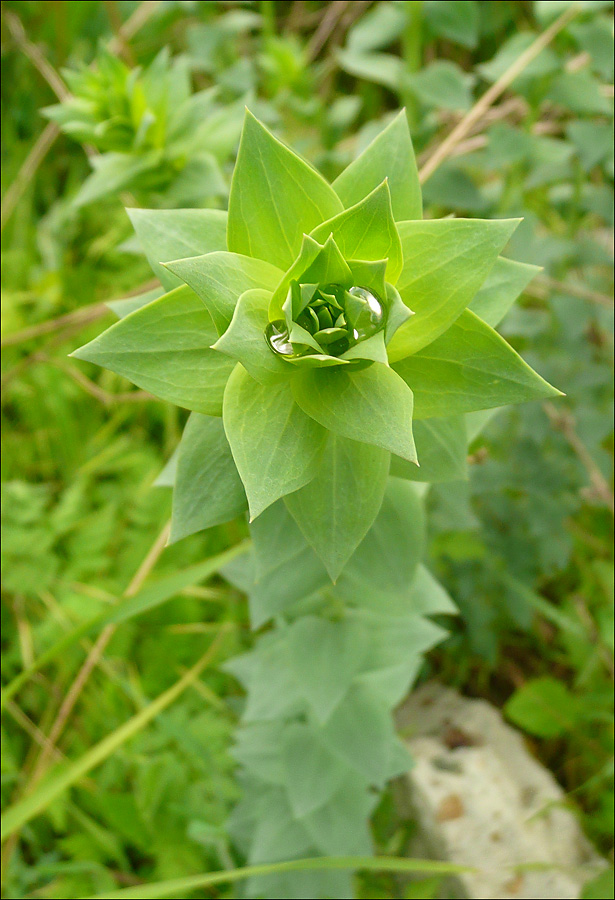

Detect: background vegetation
[1,2,613,898]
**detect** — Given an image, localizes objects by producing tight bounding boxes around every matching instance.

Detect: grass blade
[1,626,232,840]
[1,540,250,709]
[82,855,471,899]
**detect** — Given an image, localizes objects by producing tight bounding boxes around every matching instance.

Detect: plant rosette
[72,109,561,581]
[44,45,244,208]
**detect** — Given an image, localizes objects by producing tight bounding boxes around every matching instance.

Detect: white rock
[395,682,604,900]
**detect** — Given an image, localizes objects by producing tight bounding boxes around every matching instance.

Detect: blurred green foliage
[1,2,613,898]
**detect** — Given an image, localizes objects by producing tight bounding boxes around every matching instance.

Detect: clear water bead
[265,320,295,357]
[347,286,384,340]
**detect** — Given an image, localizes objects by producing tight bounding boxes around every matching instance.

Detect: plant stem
[261,0,276,42]
[402,1,423,129]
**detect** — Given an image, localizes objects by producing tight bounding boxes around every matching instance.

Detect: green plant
[44,45,244,208]
[69,109,560,898]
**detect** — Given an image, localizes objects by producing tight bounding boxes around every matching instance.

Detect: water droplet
[265,320,295,357]
[347,286,384,340]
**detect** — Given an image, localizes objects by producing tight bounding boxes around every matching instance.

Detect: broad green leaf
[354,613,446,706]
[248,502,329,625]
[346,2,405,53]
[161,152,226,206]
[282,723,349,817]
[336,49,404,91]
[405,566,458,616]
[227,110,343,270]
[213,288,289,385]
[311,182,403,284]
[387,217,522,361]
[164,250,283,335]
[468,256,540,328]
[321,684,395,785]
[73,152,159,207]
[153,448,178,487]
[424,1,480,48]
[225,632,303,723]
[466,408,502,443]
[567,120,614,171]
[107,286,164,319]
[291,364,417,463]
[170,414,247,543]
[547,70,612,116]
[223,364,327,520]
[394,309,561,419]
[288,616,371,723]
[339,478,424,597]
[391,416,468,483]
[71,285,235,415]
[504,677,580,739]
[250,501,309,579]
[232,721,286,787]
[301,774,374,856]
[284,433,390,580]
[337,563,457,619]
[249,545,329,628]
[127,208,228,291]
[405,61,474,112]
[333,110,422,221]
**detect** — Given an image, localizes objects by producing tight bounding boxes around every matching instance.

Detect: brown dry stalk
[1,303,110,349]
[306,0,351,62]
[1,122,60,232]
[419,4,582,183]
[544,402,614,514]
[3,10,70,101]
[532,276,614,310]
[22,519,171,791]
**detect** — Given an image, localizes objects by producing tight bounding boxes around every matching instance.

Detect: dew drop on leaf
[347,286,384,340]
[265,320,295,357]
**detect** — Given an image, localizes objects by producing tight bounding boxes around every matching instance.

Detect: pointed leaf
[213,288,289,385]
[320,684,395,785]
[164,250,283,335]
[71,286,235,415]
[393,309,562,419]
[282,723,349,817]
[333,110,422,221]
[284,433,390,580]
[288,617,371,723]
[291,363,417,463]
[391,416,468,483]
[73,152,159,208]
[249,547,329,628]
[227,110,343,270]
[128,208,228,291]
[468,256,540,328]
[223,364,327,520]
[301,773,374,856]
[339,478,424,597]
[170,414,247,543]
[387,218,521,361]
[108,286,164,319]
[311,182,403,283]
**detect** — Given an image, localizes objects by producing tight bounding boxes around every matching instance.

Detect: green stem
[261,0,276,43]
[401,1,423,128]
